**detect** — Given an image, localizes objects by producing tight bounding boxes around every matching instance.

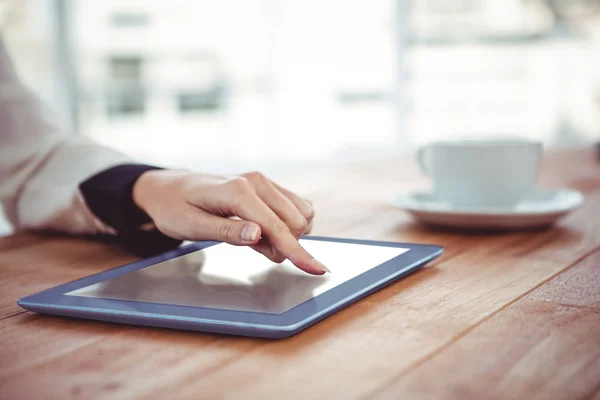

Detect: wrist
[132,169,163,215]
[133,169,192,215]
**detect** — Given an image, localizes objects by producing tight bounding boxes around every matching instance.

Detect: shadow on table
[395,221,583,247]
[261,266,444,355]
[399,220,557,236]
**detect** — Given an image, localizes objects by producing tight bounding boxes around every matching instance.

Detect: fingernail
[313,258,331,273]
[241,224,260,242]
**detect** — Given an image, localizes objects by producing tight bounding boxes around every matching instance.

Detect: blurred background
[1,0,600,172]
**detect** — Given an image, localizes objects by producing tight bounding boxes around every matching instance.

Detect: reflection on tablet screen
[66,240,408,314]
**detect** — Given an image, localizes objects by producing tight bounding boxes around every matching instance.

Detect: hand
[132,170,328,275]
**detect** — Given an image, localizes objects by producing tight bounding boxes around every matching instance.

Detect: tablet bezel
[18,236,442,337]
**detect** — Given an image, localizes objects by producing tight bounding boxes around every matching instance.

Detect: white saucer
[393,189,584,230]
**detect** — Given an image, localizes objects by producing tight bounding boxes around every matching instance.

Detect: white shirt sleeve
[0,38,133,235]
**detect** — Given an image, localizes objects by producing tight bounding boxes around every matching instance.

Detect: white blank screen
[66,240,408,314]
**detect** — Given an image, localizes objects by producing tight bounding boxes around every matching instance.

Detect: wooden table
[1,148,600,399]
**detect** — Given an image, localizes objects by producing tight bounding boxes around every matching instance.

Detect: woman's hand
[132,170,328,275]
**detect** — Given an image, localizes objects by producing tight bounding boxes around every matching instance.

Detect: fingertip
[311,258,330,274]
[293,257,330,275]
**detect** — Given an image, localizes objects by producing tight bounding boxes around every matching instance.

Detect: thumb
[201,215,262,245]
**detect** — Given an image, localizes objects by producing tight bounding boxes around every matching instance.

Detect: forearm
[0,38,129,235]
[13,135,133,235]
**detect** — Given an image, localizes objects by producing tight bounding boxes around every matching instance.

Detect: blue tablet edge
[17,237,443,339]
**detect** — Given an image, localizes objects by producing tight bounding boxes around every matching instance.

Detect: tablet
[18,236,442,339]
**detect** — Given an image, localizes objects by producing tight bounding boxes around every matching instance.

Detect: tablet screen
[66,240,409,314]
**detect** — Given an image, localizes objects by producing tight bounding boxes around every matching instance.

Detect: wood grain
[374,250,600,400]
[149,249,593,399]
[0,315,260,399]
[0,234,137,319]
[0,147,598,399]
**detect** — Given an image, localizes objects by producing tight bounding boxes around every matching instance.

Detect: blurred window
[109,56,142,81]
[2,0,599,172]
[110,12,149,28]
[106,56,145,116]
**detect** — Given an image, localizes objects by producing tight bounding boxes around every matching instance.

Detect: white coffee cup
[417,139,542,208]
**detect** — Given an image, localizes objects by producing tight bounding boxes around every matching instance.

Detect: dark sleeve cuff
[79,163,183,256]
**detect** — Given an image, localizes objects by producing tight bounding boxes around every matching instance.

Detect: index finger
[232,191,329,275]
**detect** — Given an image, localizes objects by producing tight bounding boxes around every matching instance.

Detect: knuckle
[271,220,291,236]
[243,171,267,183]
[217,223,237,242]
[304,206,315,221]
[289,216,308,236]
[226,177,252,196]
